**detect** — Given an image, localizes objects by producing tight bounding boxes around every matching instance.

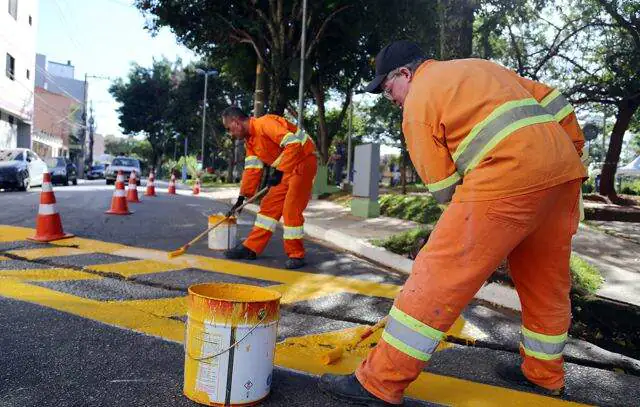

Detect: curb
[238,200,522,312]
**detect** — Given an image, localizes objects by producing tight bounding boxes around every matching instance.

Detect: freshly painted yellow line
[270,282,349,305]
[90,259,182,278]
[8,246,90,259]
[0,255,9,261]
[0,225,33,241]
[0,279,184,342]
[0,267,99,281]
[51,236,126,253]
[122,297,187,318]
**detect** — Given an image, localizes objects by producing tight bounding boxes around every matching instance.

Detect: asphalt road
[1,180,639,407]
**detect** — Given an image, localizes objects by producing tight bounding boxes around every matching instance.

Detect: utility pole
[346,91,354,185]
[297,0,308,129]
[195,69,218,170]
[78,73,88,179]
[88,102,95,166]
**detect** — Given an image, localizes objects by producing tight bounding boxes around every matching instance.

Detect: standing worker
[221,106,317,270]
[320,41,586,404]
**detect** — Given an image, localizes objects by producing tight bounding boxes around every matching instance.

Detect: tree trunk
[438,0,475,59]
[400,138,408,195]
[253,62,266,117]
[599,99,639,198]
[310,81,329,164]
[227,144,234,183]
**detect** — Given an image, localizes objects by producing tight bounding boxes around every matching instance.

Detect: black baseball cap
[363,40,425,94]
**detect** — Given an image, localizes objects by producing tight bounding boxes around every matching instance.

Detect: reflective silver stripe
[280,130,308,147]
[384,317,441,357]
[541,89,574,121]
[244,155,264,170]
[39,204,57,215]
[521,334,565,356]
[116,174,125,183]
[41,183,53,192]
[254,214,278,232]
[114,189,126,197]
[283,225,304,239]
[454,99,555,174]
[427,172,462,204]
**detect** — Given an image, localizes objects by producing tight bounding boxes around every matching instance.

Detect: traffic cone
[192,176,201,195]
[106,171,133,215]
[127,170,141,203]
[28,170,74,242]
[168,173,177,195]
[144,170,156,197]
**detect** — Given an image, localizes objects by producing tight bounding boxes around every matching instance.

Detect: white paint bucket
[208,214,238,251]
[184,283,281,406]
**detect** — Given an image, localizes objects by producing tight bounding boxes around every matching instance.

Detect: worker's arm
[403,120,460,204]
[239,143,264,198]
[262,118,309,174]
[513,74,585,156]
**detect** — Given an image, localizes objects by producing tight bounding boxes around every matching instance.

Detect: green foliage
[176,155,199,178]
[378,194,443,225]
[582,178,596,193]
[620,179,640,195]
[570,254,604,294]
[372,228,432,256]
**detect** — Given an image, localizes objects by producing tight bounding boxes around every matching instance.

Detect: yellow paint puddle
[8,246,90,260]
[0,268,99,282]
[90,259,181,278]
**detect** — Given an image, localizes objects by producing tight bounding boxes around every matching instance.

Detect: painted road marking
[90,259,182,278]
[0,225,588,406]
[7,246,90,259]
[0,267,100,282]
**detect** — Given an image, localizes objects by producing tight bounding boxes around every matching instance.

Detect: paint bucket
[208,214,238,251]
[184,283,281,406]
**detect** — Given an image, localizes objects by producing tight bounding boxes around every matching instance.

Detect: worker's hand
[226,196,245,217]
[267,170,283,187]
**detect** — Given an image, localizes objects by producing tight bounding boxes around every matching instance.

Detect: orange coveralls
[240,115,317,259]
[356,59,587,404]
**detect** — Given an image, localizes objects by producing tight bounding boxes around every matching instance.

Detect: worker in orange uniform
[319,41,587,404]
[221,106,317,270]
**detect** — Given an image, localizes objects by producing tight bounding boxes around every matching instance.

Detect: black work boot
[318,373,401,406]
[496,363,564,397]
[223,243,257,260]
[285,257,306,269]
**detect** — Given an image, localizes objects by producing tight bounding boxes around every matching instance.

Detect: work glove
[267,170,284,187]
[226,196,245,217]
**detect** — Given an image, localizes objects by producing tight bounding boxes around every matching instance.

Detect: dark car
[87,164,107,179]
[0,148,48,191]
[46,157,78,186]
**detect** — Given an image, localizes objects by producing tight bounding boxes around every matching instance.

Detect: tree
[109,59,177,169]
[438,0,477,59]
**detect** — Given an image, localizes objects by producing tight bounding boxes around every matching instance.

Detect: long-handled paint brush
[321,316,388,365]
[167,187,269,259]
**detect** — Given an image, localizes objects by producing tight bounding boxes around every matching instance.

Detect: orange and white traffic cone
[168,173,177,195]
[126,170,141,203]
[28,171,74,242]
[192,176,201,195]
[106,171,133,215]
[144,170,156,197]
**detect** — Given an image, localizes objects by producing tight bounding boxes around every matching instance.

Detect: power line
[35,65,83,105]
[51,0,84,56]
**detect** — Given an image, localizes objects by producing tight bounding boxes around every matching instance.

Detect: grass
[371,227,432,258]
[185,179,238,188]
[570,253,605,294]
[378,194,443,224]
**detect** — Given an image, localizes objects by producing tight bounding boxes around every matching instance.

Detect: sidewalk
[194,185,640,310]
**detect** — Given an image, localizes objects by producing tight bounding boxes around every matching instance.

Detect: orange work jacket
[402,59,587,204]
[240,114,316,197]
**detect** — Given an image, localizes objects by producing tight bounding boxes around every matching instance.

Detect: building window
[26,69,30,79]
[6,54,15,80]
[29,15,32,26]
[8,0,18,20]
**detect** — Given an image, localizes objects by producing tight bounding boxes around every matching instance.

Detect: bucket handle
[185,308,268,361]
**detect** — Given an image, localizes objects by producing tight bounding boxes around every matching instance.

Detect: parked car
[0,148,47,191]
[87,164,107,179]
[46,157,78,186]
[105,157,142,185]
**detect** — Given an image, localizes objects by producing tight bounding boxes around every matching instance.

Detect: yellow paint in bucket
[208,214,238,251]
[184,283,281,406]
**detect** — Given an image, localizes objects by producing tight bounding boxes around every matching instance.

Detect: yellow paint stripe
[50,236,126,253]
[0,225,33,241]
[0,279,184,342]
[122,297,187,318]
[90,259,182,278]
[0,268,100,281]
[0,255,9,261]
[7,247,90,260]
[270,283,348,305]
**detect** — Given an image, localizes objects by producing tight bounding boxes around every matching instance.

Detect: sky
[36,0,196,137]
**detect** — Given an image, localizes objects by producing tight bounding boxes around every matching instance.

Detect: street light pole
[196,69,218,172]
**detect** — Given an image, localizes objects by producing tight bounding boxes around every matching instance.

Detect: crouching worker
[221,106,317,270]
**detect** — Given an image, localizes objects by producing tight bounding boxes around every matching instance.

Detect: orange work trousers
[356,179,581,404]
[243,154,317,259]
